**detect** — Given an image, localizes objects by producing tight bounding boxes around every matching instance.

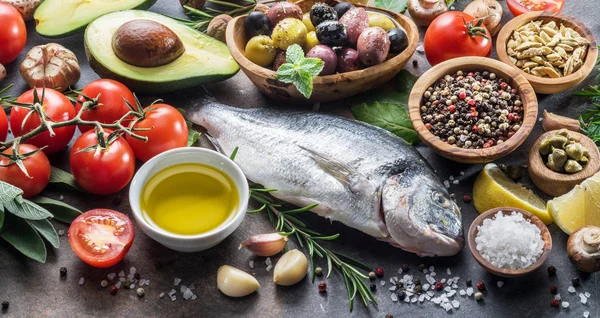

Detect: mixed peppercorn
[420,71,524,149]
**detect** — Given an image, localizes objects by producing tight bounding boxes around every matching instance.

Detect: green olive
[272,18,308,50]
[302,13,315,32]
[245,35,277,67]
[579,156,589,165]
[367,13,395,31]
[564,159,583,174]
[539,138,552,155]
[565,143,586,161]
[304,31,319,52]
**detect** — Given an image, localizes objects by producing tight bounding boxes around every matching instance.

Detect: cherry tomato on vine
[424,12,492,66]
[0,3,26,65]
[68,209,135,268]
[11,88,76,154]
[506,0,564,16]
[0,144,50,197]
[0,110,8,142]
[125,103,188,162]
[76,79,137,133]
[70,129,135,195]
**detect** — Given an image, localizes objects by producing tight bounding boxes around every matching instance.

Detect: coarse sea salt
[475,211,544,270]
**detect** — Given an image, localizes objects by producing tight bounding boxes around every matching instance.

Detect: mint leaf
[295,69,314,98]
[4,198,53,220]
[49,167,85,192]
[275,63,296,77]
[286,44,304,64]
[27,218,59,248]
[351,102,419,144]
[186,120,201,146]
[30,196,81,224]
[396,70,419,95]
[374,0,409,13]
[0,212,47,263]
[299,58,324,77]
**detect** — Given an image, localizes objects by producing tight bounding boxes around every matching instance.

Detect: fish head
[381,172,464,257]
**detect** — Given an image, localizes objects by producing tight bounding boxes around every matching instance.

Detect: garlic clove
[542,110,581,132]
[273,249,308,286]
[239,233,288,257]
[217,265,260,297]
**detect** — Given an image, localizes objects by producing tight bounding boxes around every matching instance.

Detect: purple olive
[306,45,337,75]
[337,47,361,73]
[339,7,368,46]
[267,2,303,26]
[357,27,390,67]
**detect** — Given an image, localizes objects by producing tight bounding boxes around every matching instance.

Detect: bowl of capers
[528,129,600,196]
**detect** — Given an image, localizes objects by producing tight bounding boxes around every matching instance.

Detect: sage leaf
[0,209,4,230]
[0,181,23,204]
[186,120,202,146]
[27,218,59,248]
[0,212,47,263]
[30,196,81,224]
[373,0,408,13]
[49,167,85,192]
[4,199,53,220]
[351,101,419,144]
[396,70,419,95]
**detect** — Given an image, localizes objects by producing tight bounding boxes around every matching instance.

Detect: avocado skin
[35,0,158,38]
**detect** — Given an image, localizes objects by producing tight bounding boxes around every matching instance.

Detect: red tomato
[11,88,76,154]
[0,109,8,141]
[506,0,564,16]
[424,12,492,66]
[0,144,50,197]
[68,209,135,268]
[70,129,135,195]
[0,3,26,64]
[76,79,137,133]
[125,103,188,162]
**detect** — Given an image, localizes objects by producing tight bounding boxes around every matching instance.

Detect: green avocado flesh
[84,10,239,94]
[34,0,157,38]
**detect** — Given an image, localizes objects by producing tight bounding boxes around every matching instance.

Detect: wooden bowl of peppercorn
[496,11,598,94]
[408,56,538,164]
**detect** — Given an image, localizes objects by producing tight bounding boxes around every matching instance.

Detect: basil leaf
[49,167,85,192]
[396,70,419,95]
[286,44,304,64]
[299,58,324,77]
[4,199,53,220]
[27,218,59,248]
[0,181,23,204]
[30,196,81,224]
[0,212,47,263]
[373,0,409,13]
[186,120,201,147]
[351,101,419,144]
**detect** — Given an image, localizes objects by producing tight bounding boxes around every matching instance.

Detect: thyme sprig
[231,148,376,311]
[172,0,258,32]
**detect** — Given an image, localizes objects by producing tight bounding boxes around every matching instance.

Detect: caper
[539,138,552,155]
[556,129,570,137]
[547,148,567,172]
[564,159,583,174]
[579,156,589,165]
[548,135,568,148]
[565,143,586,161]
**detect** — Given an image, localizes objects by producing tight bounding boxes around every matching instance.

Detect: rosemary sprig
[172,0,258,32]
[231,148,376,311]
[575,46,600,146]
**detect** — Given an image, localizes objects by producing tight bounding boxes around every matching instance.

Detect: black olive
[388,28,409,54]
[315,21,347,47]
[333,2,354,18]
[310,3,338,27]
[244,12,272,39]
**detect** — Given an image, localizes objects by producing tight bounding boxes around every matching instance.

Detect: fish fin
[204,133,224,154]
[299,146,357,191]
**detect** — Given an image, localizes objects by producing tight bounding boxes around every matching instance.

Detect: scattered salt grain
[426,275,436,285]
[584,311,590,318]
[419,294,425,302]
[427,291,435,297]
[107,273,117,280]
[191,295,197,301]
[118,270,125,277]
[443,180,450,188]
[58,230,65,236]
[449,176,454,181]
[441,278,447,284]
[145,280,151,286]
[78,277,85,285]
[389,286,397,292]
[416,44,424,53]
[380,281,386,286]
[397,268,403,275]
[423,284,430,291]
[555,293,561,300]
[129,284,135,289]
[444,286,452,292]
[447,290,456,297]
[452,180,459,185]
[159,292,165,299]
[180,285,187,293]
[130,267,137,274]
[411,297,418,303]
[460,171,465,176]
[189,284,195,290]
[568,286,576,293]
[404,295,410,303]
[171,296,176,302]
[168,289,176,297]
[266,265,273,272]
[174,278,182,286]
[249,260,254,269]
[459,290,466,296]
[466,287,474,296]
[119,277,125,282]
[562,301,569,308]
[447,268,452,275]
[115,282,122,289]
[584,292,591,298]
[127,274,134,280]
[391,293,398,302]
[429,266,435,272]
[475,211,544,270]
[265,257,272,266]
[452,300,460,308]
[580,293,588,305]
[497,281,504,288]
[433,297,441,304]
[425,294,431,301]
[139,279,146,286]
[390,277,398,284]
[443,303,453,312]
[431,271,437,277]
[452,284,458,289]
[183,288,194,300]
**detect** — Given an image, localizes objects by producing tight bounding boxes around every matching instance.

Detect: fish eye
[431,191,450,208]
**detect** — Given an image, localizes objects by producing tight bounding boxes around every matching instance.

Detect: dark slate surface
[0,0,598,317]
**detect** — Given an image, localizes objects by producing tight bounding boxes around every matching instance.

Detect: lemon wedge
[473,163,551,224]
[548,172,600,234]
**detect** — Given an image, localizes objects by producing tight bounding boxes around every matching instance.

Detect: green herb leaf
[0,212,47,263]
[0,181,23,204]
[30,196,81,224]
[396,69,419,95]
[4,198,53,220]
[0,209,4,230]
[295,70,315,98]
[286,44,304,64]
[374,0,409,13]
[49,167,85,192]
[276,44,324,99]
[186,120,202,146]
[351,101,419,144]
[446,0,455,6]
[27,218,59,248]
[299,58,324,77]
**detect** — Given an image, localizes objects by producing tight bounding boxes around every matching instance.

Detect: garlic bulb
[20,43,80,92]
[239,233,288,257]
[273,249,308,286]
[217,265,260,297]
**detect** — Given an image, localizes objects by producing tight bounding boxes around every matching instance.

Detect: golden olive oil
[141,163,239,235]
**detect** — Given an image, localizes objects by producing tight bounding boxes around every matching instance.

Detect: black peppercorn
[547,266,557,277]
[59,267,67,277]
[1,301,8,310]
[414,279,421,286]
[401,264,409,272]
[385,314,393,318]
[418,264,425,271]
[466,279,472,287]
[572,277,580,287]
[415,285,423,294]
[134,273,141,280]
[396,291,406,301]
[370,284,377,292]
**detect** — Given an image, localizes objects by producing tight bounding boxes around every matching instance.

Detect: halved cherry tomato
[68,209,135,268]
[506,0,565,16]
[0,144,50,197]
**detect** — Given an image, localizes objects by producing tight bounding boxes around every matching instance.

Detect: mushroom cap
[567,226,600,273]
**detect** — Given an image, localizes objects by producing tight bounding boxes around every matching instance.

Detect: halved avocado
[34,0,157,38]
[84,10,239,94]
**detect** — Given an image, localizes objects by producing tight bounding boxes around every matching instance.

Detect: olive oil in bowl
[140,163,239,236]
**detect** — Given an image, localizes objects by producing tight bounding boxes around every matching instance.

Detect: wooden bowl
[496,11,598,94]
[468,207,552,278]
[407,56,538,164]
[528,130,600,196]
[225,0,419,103]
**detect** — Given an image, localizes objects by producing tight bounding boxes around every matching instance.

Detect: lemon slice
[473,163,551,224]
[548,172,600,234]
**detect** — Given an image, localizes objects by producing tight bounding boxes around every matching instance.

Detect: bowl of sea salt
[468,207,552,277]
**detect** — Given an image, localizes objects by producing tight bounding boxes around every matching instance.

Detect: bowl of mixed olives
[528,129,600,196]
[225,0,418,102]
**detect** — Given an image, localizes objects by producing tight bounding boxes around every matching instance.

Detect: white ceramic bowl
[129,147,249,252]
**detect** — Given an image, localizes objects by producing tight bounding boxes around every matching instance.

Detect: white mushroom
[567,226,600,273]
[407,0,448,27]
[463,0,503,36]
[20,43,80,92]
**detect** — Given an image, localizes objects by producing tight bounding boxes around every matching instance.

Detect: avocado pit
[112,19,185,67]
